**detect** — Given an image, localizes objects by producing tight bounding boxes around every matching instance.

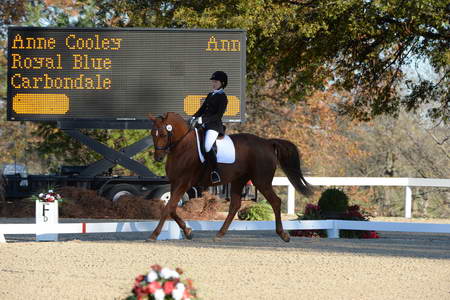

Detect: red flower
[369,231,380,238]
[148,281,162,294]
[348,205,360,212]
[361,231,380,239]
[133,286,145,298]
[135,275,145,283]
[151,264,162,272]
[163,281,175,294]
[184,288,195,299]
[185,279,194,290]
[305,204,320,215]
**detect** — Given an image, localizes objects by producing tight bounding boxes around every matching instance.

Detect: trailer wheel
[148,185,188,207]
[105,184,140,202]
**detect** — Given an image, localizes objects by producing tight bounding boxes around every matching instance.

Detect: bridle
[153,117,193,152]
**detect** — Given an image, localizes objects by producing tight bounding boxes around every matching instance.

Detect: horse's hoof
[184,228,193,240]
[145,234,158,242]
[279,232,290,243]
[213,235,223,242]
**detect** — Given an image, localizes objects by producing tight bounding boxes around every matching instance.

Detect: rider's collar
[212,89,224,95]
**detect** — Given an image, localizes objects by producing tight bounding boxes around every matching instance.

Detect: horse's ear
[148,114,157,121]
[162,112,169,120]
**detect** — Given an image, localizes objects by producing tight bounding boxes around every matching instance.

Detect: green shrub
[238,200,274,221]
[318,188,349,213]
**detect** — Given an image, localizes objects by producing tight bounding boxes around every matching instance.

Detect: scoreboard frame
[7,26,246,129]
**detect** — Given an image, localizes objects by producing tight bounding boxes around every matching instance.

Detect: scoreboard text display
[7,27,246,127]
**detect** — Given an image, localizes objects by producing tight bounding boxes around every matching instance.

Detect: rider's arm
[193,95,208,118]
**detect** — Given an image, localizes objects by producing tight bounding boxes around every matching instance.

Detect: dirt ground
[1,217,450,300]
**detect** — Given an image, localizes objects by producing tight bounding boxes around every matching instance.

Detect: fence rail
[2,219,450,243]
[272,177,450,217]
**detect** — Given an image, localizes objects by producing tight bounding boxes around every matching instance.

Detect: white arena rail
[2,219,450,243]
[1,177,449,243]
[273,177,450,218]
[0,221,181,243]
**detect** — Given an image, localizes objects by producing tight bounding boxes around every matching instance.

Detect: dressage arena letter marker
[35,201,59,242]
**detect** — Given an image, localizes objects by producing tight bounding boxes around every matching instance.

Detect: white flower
[160,267,173,279]
[49,196,55,201]
[154,289,165,300]
[175,282,185,292]
[38,193,44,198]
[45,194,51,199]
[48,189,53,193]
[171,270,180,279]
[146,270,158,282]
[172,287,184,300]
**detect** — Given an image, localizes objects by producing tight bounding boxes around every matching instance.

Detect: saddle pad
[195,128,236,164]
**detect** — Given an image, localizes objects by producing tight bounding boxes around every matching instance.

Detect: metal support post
[62,129,155,177]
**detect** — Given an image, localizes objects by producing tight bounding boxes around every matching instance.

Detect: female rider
[190,71,228,184]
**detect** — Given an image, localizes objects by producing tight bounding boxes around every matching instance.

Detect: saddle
[195,125,225,157]
[194,127,235,164]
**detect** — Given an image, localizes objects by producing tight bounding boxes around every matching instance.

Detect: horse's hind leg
[254,184,290,242]
[215,178,247,240]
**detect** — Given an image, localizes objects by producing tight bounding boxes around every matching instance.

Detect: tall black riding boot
[205,149,221,184]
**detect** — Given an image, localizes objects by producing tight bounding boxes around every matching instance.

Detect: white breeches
[205,129,219,152]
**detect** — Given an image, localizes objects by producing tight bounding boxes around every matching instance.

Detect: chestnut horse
[147,112,312,242]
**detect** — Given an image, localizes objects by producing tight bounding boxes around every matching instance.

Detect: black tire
[105,183,140,202]
[148,185,189,207]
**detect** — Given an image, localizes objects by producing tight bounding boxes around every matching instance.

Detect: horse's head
[148,112,188,162]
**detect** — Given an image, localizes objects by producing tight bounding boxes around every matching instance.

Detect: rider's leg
[205,130,221,183]
[205,129,219,152]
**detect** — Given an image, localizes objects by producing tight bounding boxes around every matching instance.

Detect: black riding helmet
[210,71,228,88]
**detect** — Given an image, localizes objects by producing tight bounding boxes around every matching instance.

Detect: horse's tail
[270,139,313,196]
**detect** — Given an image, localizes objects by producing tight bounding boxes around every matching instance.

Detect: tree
[344,112,450,217]
[98,0,448,123]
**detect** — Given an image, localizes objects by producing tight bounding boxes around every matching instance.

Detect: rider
[190,71,228,184]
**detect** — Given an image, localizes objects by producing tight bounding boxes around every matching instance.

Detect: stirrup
[211,171,221,184]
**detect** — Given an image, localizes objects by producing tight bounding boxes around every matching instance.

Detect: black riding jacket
[193,90,228,135]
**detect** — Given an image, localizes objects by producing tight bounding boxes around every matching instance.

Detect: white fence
[1,177,450,243]
[273,177,450,218]
[2,219,450,243]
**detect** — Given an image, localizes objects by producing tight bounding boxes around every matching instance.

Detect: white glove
[197,116,203,124]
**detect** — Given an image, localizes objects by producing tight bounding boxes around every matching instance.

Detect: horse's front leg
[147,184,190,241]
[170,210,192,240]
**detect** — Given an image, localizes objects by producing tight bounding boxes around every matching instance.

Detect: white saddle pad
[195,128,236,164]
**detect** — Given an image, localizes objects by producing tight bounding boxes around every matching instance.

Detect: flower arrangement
[32,189,63,203]
[126,265,198,300]
[290,204,327,238]
[290,203,380,239]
